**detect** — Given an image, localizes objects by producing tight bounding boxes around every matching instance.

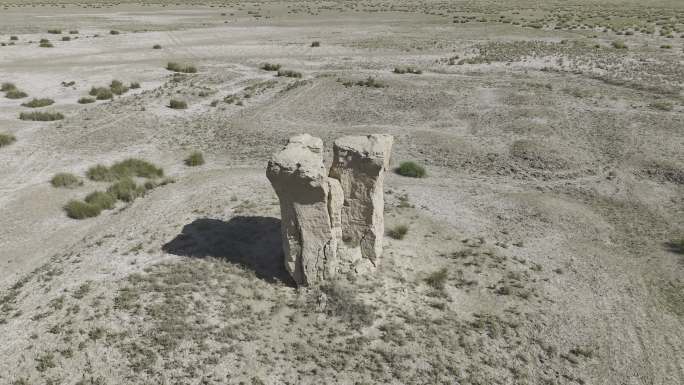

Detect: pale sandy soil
[0,2,682,385]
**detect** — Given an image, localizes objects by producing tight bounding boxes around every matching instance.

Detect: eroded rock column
[266,134,342,285]
[329,134,393,268]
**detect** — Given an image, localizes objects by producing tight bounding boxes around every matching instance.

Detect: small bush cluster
[169,99,188,109]
[47,29,62,34]
[86,158,164,182]
[387,224,409,240]
[109,80,129,95]
[78,97,95,104]
[184,151,204,166]
[261,63,281,71]
[51,172,82,188]
[21,98,54,108]
[611,40,627,49]
[341,77,386,88]
[19,111,64,121]
[39,39,53,48]
[395,161,426,178]
[0,133,16,148]
[2,83,28,99]
[166,62,197,73]
[89,86,113,100]
[65,158,168,219]
[425,268,448,291]
[393,66,422,74]
[276,69,302,78]
[61,36,71,41]
[310,41,321,47]
[110,30,120,35]
[153,44,162,49]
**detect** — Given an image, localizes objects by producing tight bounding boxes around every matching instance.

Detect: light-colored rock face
[329,134,393,266]
[266,134,341,285]
[267,133,392,285]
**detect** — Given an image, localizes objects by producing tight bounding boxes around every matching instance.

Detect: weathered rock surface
[329,134,393,266]
[266,134,342,285]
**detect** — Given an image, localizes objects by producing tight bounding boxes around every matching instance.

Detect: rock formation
[266,134,343,285]
[267,133,393,285]
[329,134,393,266]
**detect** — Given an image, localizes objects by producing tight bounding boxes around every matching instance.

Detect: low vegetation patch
[39,39,53,48]
[166,62,197,73]
[21,98,54,108]
[84,191,116,210]
[310,41,320,47]
[649,101,673,111]
[424,268,448,291]
[89,86,113,100]
[261,63,281,71]
[387,224,409,240]
[184,151,205,166]
[276,69,302,78]
[5,89,28,99]
[50,173,82,188]
[47,29,62,34]
[64,200,101,219]
[169,99,188,109]
[110,30,120,35]
[107,177,146,202]
[78,97,95,104]
[110,80,129,95]
[395,161,426,178]
[153,44,162,49]
[19,111,64,121]
[87,158,164,181]
[340,76,386,88]
[611,40,628,49]
[0,133,16,148]
[393,66,422,74]
[1,82,17,92]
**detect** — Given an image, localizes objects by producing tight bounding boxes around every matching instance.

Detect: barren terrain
[0,1,682,385]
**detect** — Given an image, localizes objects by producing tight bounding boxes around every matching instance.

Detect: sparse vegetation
[84,191,117,210]
[110,80,129,95]
[649,101,673,111]
[153,44,162,49]
[393,66,422,74]
[21,98,54,108]
[611,40,627,49]
[110,30,120,35]
[51,172,82,188]
[276,69,302,78]
[107,177,146,202]
[64,200,101,219]
[311,41,320,47]
[19,111,64,121]
[184,151,205,166]
[78,97,95,104]
[387,224,409,240]
[87,158,163,182]
[166,62,197,73]
[261,62,281,71]
[425,268,448,290]
[395,161,426,178]
[169,99,188,109]
[89,86,113,100]
[0,133,16,148]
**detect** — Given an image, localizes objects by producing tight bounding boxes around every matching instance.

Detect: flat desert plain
[0,1,682,384]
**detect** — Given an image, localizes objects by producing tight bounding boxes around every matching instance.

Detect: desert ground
[0,1,683,384]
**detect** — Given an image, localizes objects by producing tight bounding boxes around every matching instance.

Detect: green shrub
[612,40,627,49]
[69,30,79,34]
[21,98,54,108]
[110,158,164,179]
[311,41,320,47]
[86,164,115,181]
[78,97,95,104]
[61,36,71,41]
[89,87,113,100]
[64,200,101,219]
[276,69,302,78]
[19,111,64,121]
[107,177,145,202]
[425,268,448,290]
[10,36,18,41]
[169,99,187,109]
[0,133,16,147]
[261,63,281,71]
[130,82,140,89]
[50,172,82,188]
[109,80,128,95]
[5,89,28,99]
[393,66,422,74]
[110,30,120,35]
[649,101,673,111]
[47,29,62,34]
[395,161,426,178]
[1,82,16,92]
[166,62,197,73]
[84,191,116,210]
[39,40,53,48]
[153,44,162,49]
[184,151,205,166]
[387,224,409,240]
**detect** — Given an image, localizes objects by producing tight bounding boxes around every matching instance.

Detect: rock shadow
[162,216,293,285]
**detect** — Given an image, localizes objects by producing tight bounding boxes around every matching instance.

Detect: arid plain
[0,1,682,384]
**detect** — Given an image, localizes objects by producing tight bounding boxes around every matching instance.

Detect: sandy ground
[0,2,682,385]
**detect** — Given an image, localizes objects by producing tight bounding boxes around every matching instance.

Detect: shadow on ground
[162,216,292,285]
